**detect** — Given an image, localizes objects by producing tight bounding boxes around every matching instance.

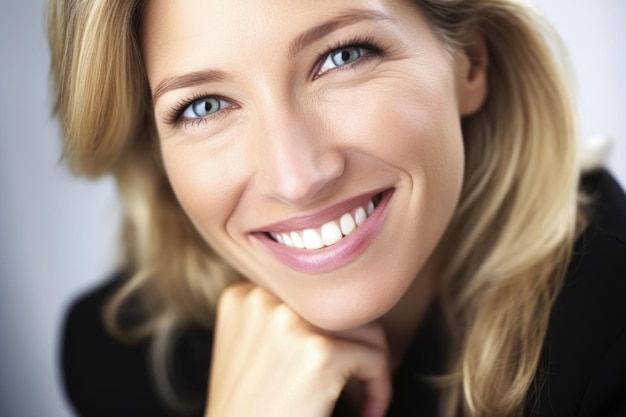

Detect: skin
[142,0,488,415]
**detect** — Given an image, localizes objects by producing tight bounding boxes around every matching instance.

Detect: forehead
[141,0,394,37]
[140,0,418,79]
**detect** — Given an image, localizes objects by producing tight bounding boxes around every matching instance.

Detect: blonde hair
[48,0,581,416]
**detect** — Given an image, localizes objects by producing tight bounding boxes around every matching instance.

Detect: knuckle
[216,282,260,318]
[244,286,273,312]
[270,303,296,328]
[217,284,247,314]
[303,335,336,369]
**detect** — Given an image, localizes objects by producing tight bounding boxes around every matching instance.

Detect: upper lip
[252,188,389,233]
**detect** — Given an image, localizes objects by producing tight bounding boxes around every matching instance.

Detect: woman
[48,0,626,416]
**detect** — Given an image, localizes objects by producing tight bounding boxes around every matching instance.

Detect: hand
[204,282,391,417]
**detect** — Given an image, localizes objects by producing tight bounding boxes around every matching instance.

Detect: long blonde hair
[48,1,581,416]
[416,2,580,416]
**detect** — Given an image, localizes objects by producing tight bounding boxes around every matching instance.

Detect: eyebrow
[151,9,393,104]
[152,69,231,103]
[288,9,393,56]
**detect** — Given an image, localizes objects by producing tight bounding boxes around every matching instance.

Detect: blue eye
[182,97,231,119]
[319,46,366,74]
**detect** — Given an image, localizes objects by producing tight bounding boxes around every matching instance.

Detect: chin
[281,275,410,332]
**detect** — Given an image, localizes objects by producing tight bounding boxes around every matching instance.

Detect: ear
[457,30,489,116]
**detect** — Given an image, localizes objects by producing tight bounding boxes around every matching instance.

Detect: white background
[0,1,624,416]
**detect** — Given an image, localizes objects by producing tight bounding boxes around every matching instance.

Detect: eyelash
[312,36,385,79]
[165,36,386,128]
[164,93,234,127]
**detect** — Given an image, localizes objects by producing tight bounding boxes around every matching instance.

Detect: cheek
[160,139,248,239]
[323,70,465,191]
[319,69,466,267]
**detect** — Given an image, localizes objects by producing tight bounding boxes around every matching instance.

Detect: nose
[254,108,345,207]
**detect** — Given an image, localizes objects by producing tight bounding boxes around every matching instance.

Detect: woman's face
[142,0,486,331]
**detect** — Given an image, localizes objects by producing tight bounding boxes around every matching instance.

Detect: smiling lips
[253,189,394,273]
[269,199,375,250]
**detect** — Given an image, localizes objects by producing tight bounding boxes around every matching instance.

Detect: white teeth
[282,233,294,248]
[354,207,367,226]
[340,213,356,235]
[270,196,379,249]
[302,229,324,250]
[321,221,342,246]
[290,231,304,249]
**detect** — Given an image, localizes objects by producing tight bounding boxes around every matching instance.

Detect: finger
[360,372,392,417]
[332,340,392,417]
[217,281,256,317]
[218,283,285,349]
[328,324,389,352]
